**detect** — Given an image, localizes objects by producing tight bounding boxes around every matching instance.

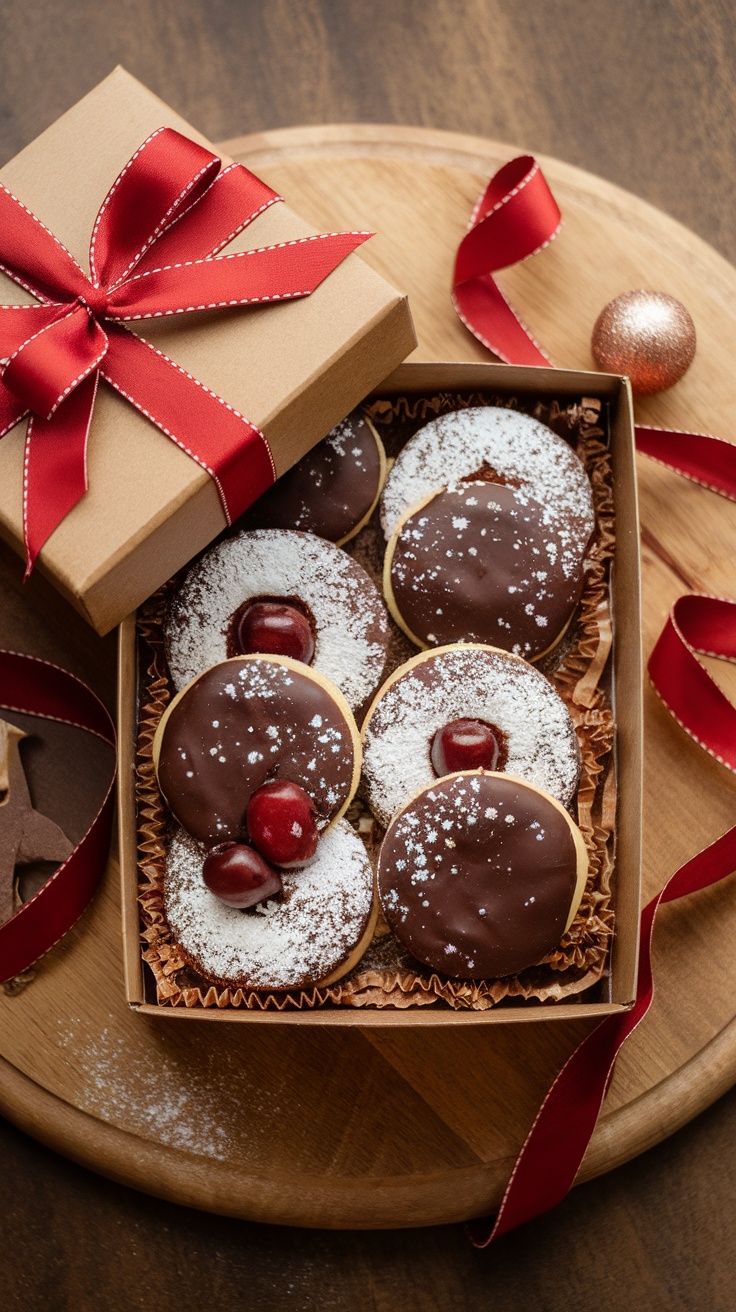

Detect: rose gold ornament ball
[591,290,696,396]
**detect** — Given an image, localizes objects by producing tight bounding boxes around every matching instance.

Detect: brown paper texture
[0,69,415,633]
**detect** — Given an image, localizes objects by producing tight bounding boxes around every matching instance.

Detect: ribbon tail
[102,326,275,522]
[108,230,373,319]
[452,277,552,367]
[468,588,736,1246]
[468,821,736,1246]
[22,371,98,577]
[636,425,736,501]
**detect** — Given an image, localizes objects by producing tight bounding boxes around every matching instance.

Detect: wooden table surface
[3,2,736,1308]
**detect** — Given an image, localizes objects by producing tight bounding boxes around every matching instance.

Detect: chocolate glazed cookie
[377,772,588,979]
[153,655,361,846]
[242,409,386,544]
[384,483,586,659]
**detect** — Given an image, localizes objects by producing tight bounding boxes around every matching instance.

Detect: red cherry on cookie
[235,601,315,664]
[246,779,319,868]
[430,718,501,776]
[202,843,283,908]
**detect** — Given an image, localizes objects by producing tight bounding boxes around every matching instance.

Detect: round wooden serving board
[2,124,736,1230]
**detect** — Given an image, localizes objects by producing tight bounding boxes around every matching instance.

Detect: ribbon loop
[452,155,559,368]
[131,163,282,271]
[0,185,90,306]
[454,156,561,285]
[89,128,221,289]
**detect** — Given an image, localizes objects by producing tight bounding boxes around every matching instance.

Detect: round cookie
[154,655,361,847]
[165,529,390,717]
[362,644,580,827]
[377,772,588,979]
[380,405,595,556]
[242,409,386,544]
[165,820,378,990]
[384,482,585,659]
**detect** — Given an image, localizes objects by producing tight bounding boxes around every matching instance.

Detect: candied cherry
[246,779,319,868]
[235,601,315,664]
[430,718,501,776]
[202,843,283,908]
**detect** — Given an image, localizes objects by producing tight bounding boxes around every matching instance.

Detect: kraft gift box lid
[0,68,416,634]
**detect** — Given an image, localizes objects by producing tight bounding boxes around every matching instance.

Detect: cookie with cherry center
[165,528,390,722]
[165,819,378,991]
[361,644,580,828]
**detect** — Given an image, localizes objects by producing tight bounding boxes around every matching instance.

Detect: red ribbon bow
[0,127,370,575]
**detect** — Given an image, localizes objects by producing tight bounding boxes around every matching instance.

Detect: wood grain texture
[2,0,736,1306]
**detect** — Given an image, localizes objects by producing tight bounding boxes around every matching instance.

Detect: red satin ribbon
[453,155,561,368]
[455,158,736,1243]
[0,127,371,575]
[0,649,116,982]
[453,156,736,512]
[470,594,736,1241]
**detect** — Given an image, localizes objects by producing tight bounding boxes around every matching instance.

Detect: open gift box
[0,68,415,634]
[118,360,642,1025]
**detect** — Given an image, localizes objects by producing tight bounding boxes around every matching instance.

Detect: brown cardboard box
[0,69,415,634]
[118,360,642,1026]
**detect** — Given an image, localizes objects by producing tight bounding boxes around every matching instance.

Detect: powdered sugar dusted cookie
[165,820,377,990]
[242,409,386,544]
[384,483,585,659]
[165,529,390,717]
[377,772,588,979]
[362,644,579,827]
[154,655,361,847]
[380,405,595,556]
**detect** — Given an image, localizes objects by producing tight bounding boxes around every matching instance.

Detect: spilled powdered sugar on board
[56,1016,234,1160]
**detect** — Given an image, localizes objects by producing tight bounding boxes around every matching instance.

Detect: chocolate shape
[387,483,585,659]
[242,410,383,542]
[156,658,357,846]
[0,718,73,927]
[377,772,583,979]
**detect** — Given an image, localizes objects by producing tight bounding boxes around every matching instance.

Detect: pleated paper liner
[135,389,615,1011]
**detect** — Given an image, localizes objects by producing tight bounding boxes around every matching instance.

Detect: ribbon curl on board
[454,155,736,1244]
[452,153,736,509]
[0,127,371,574]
